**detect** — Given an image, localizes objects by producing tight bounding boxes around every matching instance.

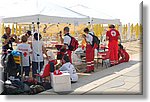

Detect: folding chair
[96,44,108,69]
[97,51,110,68]
[13,51,23,81]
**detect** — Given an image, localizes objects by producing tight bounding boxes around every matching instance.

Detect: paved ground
[0,40,142,95]
[39,52,142,95]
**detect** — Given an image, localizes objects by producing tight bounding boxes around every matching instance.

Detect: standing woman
[31,33,49,78]
[106,25,121,66]
[83,28,95,73]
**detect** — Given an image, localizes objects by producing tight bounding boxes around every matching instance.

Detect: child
[59,54,78,83]
[118,44,130,64]
[16,35,32,79]
[31,33,49,78]
[47,50,57,65]
[37,50,56,78]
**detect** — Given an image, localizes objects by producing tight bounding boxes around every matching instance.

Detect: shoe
[91,70,94,72]
[84,67,91,73]
[110,64,114,67]
[115,63,119,65]
[84,70,91,73]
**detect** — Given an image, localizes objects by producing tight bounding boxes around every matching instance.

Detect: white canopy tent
[69,4,121,25]
[0,1,122,81]
[0,0,91,82]
[2,14,91,24]
[1,0,89,24]
[69,4,122,36]
[1,1,121,25]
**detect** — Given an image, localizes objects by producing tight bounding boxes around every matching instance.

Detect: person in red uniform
[118,44,129,63]
[106,25,121,66]
[83,28,96,73]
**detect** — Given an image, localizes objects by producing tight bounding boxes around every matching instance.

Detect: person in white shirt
[16,35,32,78]
[60,27,72,63]
[47,50,57,64]
[59,54,78,83]
[47,50,57,72]
[25,30,32,67]
[31,33,49,78]
[47,50,55,61]
[83,28,95,73]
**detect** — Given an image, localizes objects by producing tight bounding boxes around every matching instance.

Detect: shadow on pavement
[69,60,141,94]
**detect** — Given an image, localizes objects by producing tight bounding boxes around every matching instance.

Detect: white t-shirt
[86,33,93,45]
[16,43,32,66]
[60,62,78,82]
[47,50,55,61]
[64,34,71,49]
[32,40,44,62]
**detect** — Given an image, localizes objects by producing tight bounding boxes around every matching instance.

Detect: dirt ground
[122,40,142,55]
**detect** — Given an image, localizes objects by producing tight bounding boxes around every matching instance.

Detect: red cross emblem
[23,52,27,57]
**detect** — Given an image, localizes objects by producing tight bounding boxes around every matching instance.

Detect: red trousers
[118,50,130,64]
[86,44,95,72]
[119,58,129,63]
[61,50,72,65]
[67,50,72,63]
[108,41,118,65]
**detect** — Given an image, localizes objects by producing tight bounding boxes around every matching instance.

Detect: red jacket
[106,29,120,42]
[118,49,129,62]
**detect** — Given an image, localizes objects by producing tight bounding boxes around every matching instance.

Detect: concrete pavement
[39,53,142,95]
[84,63,142,95]
[0,52,142,95]
[0,40,142,95]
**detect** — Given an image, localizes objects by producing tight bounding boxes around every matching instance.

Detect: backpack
[30,85,45,94]
[4,53,19,76]
[89,33,100,49]
[65,34,79,51]
[39,82,52,90]
[23,78,38,86]
[2,84,23,95]
[2,80,30,95]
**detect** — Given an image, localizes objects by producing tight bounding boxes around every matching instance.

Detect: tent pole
[31,22,35,34]
[37,18,41,82]
[90,17,93,31]
[31,22,35,42]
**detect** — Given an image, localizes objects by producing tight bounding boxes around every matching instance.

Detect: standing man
[106,24,120,66]
[83,28,95,73]
[61,27,72,63]
[1,27,18,52]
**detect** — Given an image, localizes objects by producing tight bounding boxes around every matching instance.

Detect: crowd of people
[1,24,129,83]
